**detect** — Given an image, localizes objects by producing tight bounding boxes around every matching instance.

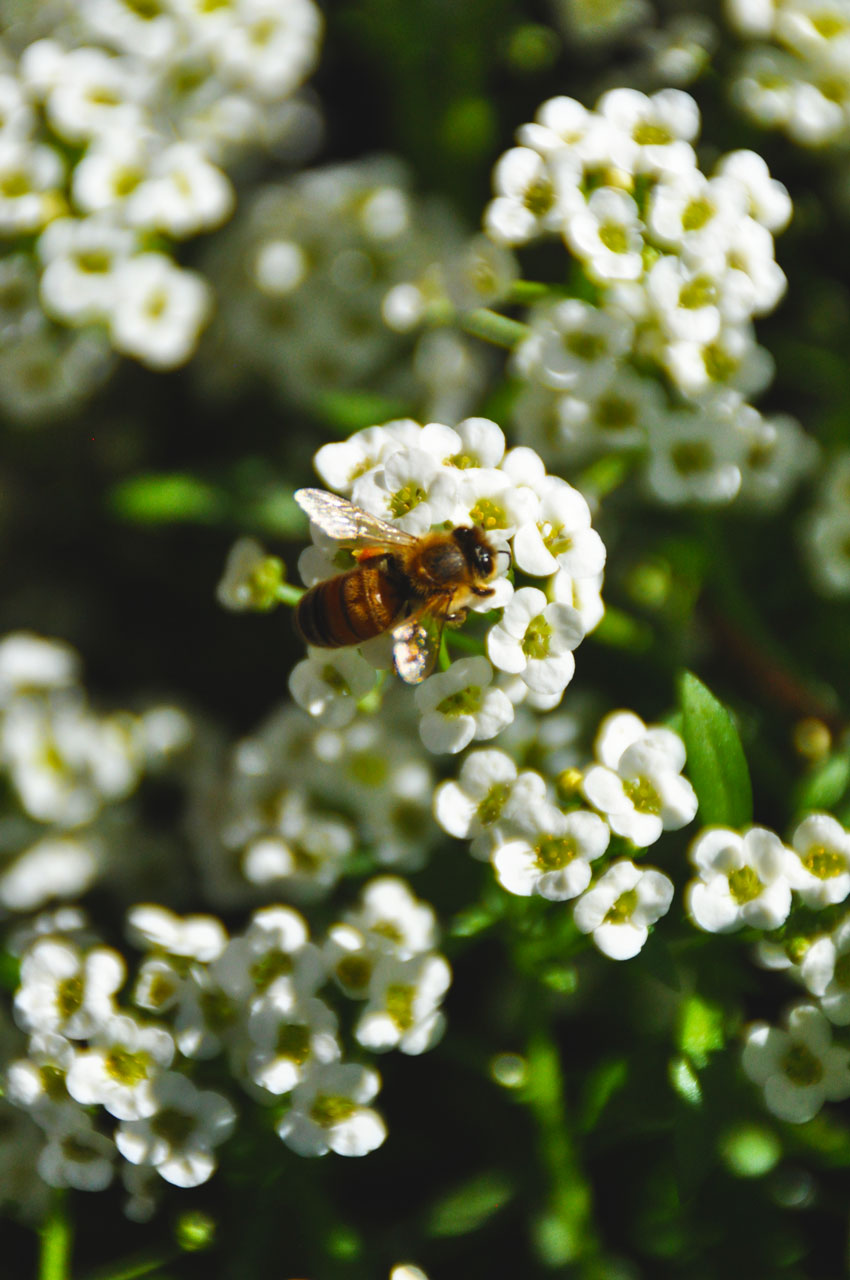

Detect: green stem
[524,1031,597,1270]
[459,308,530,349]
[274,582,305,607]
[39,1193,72,1280]
[82,1251,180,1280]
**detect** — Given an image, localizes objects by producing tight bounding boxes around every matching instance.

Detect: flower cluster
[483,86,814,509]
[194,695,439,907]
[5,877,450,1212]
[289,416,606,752]
[199,157,495,423]
[728,0,850,147]
[435,709,696,959]
[681,808,850,1124]
[0,0,323,409]
[0,632,192,913]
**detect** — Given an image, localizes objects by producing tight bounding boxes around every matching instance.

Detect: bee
[293,488,504,683]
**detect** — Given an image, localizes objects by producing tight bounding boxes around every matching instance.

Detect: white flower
[493,806,609,900]
[123,143,235,238]
[38,1113,115,1191]
[715,150,792,232]
[116,1072,236,1187]
[344,878,437,959]
[0,835,99,912]
[597,87,700,176]
[247,992,339,1094]
[14,939,124,1039]
[485,146,581,246]
[564,187,644,283]
[323,924,375,998]
[196,0,323,100]
[313,421,419,495]
[355,953,451,1055]
[742,1005,850,1123]
[44,47,149,143]
[573,860,674,959]
[66,1015,174,1120]
[414,656,514,754]
[277,1062,386,1157]
[455,467,537,549]
[646,170,747,255]
[212,905,324,1006]
[664,324,774,400]
[644,404,747,506]
[77,0,184,59]
[126,905,228,963]
[38,217,136,325]
[511,477,606,580]
[686,826,795,932]
[737,410,817,510]
[0,140,63,234]
[6,1031,76,1127]
[351,448,460,535]
[486,586,584,695]
[582,713,697,847]
[420,416,506,470]
[515,300,634,397]
[289,648,376,727]
[0,634,78,704]
[433,747,547,858]
[109,255,212,370]
[787,813,850,907]
[804,505,850,595]
[216,537,283,611]
[800,918,850,1025]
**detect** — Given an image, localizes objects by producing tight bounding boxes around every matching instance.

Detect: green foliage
[678,671,754,828]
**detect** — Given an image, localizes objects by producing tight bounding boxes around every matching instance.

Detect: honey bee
[293,488,504,683]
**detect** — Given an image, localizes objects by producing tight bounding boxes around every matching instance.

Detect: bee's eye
[475,546,493,575]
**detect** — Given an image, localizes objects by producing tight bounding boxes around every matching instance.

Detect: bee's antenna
[497,548,512,571]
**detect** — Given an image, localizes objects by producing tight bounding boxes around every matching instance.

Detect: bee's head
[452,525,498,580]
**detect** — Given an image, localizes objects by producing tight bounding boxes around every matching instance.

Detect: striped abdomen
[295,561,409,648]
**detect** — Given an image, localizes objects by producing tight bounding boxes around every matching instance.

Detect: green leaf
[677,994,725,1068]
[589,606,653,652]
[677,671,753,827]
[109,474,228,525]
[310,389,411,433]
[427,1171,515,1237]
[794,752,850,814]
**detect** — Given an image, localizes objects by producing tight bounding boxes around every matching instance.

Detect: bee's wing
[392,598,453,684]
[295,488,418,549]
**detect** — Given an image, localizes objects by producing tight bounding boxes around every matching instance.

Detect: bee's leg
[446,607,469,628]
[470,584,496,598]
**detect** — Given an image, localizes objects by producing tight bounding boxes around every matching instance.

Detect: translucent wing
[392,598,452,684]
[295,489,418,549]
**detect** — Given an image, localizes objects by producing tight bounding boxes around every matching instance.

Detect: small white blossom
[743,1004,850,1123]
[486,586,585,695]
[573,860,675,959]
[433,748,547,859]
[247,992,339,1095]
[787,813,850,907]
[515,299,634,397]
[212,905,324,1007]
[344,878,437,959]
[109,255,212,370]
[277,1062,386,1157]
[15,939,124,1039]
[414,656,514,755]
[511,477,606,580]
[582,713,697,847]
[289,648,376,728]
[116,1072,236,1187]
[800,918,850,1025]
[355,953,451,1055]
[38,1112,115,1191]
[126,906,228,964]
[493,806,609,900]
[565,187,644,283]
[66,1015,175,1120]
[686,826,795,932]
